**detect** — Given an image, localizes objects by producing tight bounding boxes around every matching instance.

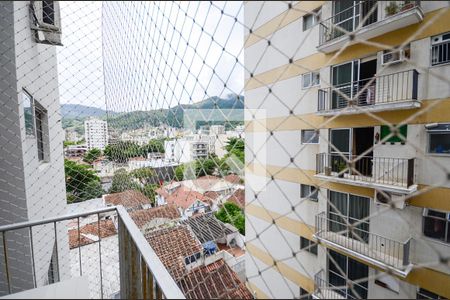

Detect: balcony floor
[317,100,421,116]
[315,173,417,195]
[314,231,412,277]
[313,289,346,300]
[318,6,424,53]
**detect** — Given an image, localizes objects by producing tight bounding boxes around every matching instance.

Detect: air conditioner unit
[382,49,406,66]
[374,190,406,209]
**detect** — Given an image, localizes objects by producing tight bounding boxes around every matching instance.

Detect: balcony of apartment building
[315,128,417,194]
[0,206,185,299]
[313,269,368,299]
[317,68,420,116]
[318,1,424,53]
[314,211,413,278]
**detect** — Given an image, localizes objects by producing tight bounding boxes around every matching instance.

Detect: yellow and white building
[244,1,450,299]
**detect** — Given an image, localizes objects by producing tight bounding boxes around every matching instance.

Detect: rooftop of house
[129,205,180,229]
[177,258,253,299]
[225,188,245,210]
[224,174,242,185]
[68,219,117,249]
[145,225,203,281]
[164,186,211,210]
[103,190,150,210]
[181,213,236,244]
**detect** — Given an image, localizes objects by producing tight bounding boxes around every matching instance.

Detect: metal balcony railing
[319,1,421,46]
[314,269,368,299]
[0,206,185,299]
[318,70,419,113]
[316,153,416,188]
[314,212,412,273]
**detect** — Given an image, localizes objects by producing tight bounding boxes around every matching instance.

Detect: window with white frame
[301,129,319,144]
[426,123,450,154]
[302,9,320,31]
[22,89,35,138]
[423,209,449,243]
[300,184,318,201]
[431,32,450,66]
[300,237,317,255]
[302,71,320,89]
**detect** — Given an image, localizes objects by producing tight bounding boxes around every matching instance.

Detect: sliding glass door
[328,250,369,299]
[331,60,359,109]
[328,191,370,243]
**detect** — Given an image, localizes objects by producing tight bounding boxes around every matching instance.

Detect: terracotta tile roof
[165,186,210,210]
[204,191,220,201]
[177,259,253,299]
[80,219,117,238]
[104,190,150,210]
[190,175,223,191]
[129,205,180,228]
[68,219,116,249]
[145,225,202,280]
[224,174,242,185]
[68,229,94,249]
[226,189,245,210]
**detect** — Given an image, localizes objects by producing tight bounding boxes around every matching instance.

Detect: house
[155,185,212,219]
[155,175,241,215]
[144,225,252,299]
[103,190,152,211]
[129,204,180,230]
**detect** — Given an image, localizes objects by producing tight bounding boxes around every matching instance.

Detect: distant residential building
[64,145,87,158]
[164,136,211,163]
[209,125,225,135]
[65,129,82,142]
[84,118,108,150]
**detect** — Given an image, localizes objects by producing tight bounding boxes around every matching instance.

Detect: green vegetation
[64,159,103,203]
[130,167,156,185]
[224,137,244,163]
[63,139,85,148]
[215,202,245,234]
[104,140,165,163]
[83,148,102,164]
[109,167,158,204]
[109,168,140,194]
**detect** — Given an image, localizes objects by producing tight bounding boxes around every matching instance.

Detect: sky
[57,1,244,112]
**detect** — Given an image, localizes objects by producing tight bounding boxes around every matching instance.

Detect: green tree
[215,202,245,234]
[195,158,216,177]
[141,183,158,204]
[140,139,165,155]
[64,159,103,203]
[174,164,185,181]
[109,168,140,193]
[224,137,244,163]
[104,141,141,163]
[83,148,102,164]
[130,167,157,186]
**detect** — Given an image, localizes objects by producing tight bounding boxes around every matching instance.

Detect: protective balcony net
[0,1,450,299]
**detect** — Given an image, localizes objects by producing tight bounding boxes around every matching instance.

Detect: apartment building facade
[164,135,212,163]
[84,118,108,150]
[244,1,450,299]
[0,1,69,295]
